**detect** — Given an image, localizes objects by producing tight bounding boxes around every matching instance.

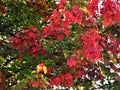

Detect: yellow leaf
[110,56,117,63]
[36,65,42,73]
[43,66,47,74]
[0,56,6,62]
[77,86,84,90]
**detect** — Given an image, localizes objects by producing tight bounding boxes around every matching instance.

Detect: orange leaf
[43,66,47,74]
[36,65,42,73]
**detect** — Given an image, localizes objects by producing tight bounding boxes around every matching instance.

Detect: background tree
[0,0,120,89]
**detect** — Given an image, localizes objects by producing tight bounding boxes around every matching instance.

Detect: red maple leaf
[74,71,82,79]
[71,5,84,24]
[63,73,73,87]
[65,73,73,80]
[62,28,70,37]
[81,29,103,62]
[10,36,22,50]
[58,3,64,9]
[54,77,61,86]
[30,81,40,88]
[2,8,8,14]
[29,45,39,57]
[61,0,67,3]
[49,77,61,86]
[100,0,120,26]
[57,33,64,40]
[63,79,73,88]
[43,25,51,38]
[87,0,98,16]
[50,9,61,23]
[67,56,76,67]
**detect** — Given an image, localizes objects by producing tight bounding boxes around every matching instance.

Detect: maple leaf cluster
[87,0,120,26]
[100,0,120,26]
[87,0,99,16]
[81,29,104,62]
[43,3,85,40]
[43,9,71,40]
[49,72,73,88]
[1,0,119,89]
[10,26,44,57]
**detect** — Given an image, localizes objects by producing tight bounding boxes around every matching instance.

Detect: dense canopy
[0,0,120,89]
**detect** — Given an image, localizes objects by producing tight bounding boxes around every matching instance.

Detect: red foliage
[0,84,4,90]
[49,72,73,87]
[10,26,44,57]
[62,73,73,87]
[42,9,71,40]
[105,35,120,53]
[100,0,120,26]
[57,0,67,9]
[81,29,104,62]
[67,56,76,67]
[87,0,98,16]
[10,32,23,50]
[30,78,48,88]
[2,8,8,14]
[30,81,40,88]
[8,0,120,89]
[50,9,62,23]
[0,72,6,90]
[49,77,61,86]
[1,72,6,84]
[71,5,84,24]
